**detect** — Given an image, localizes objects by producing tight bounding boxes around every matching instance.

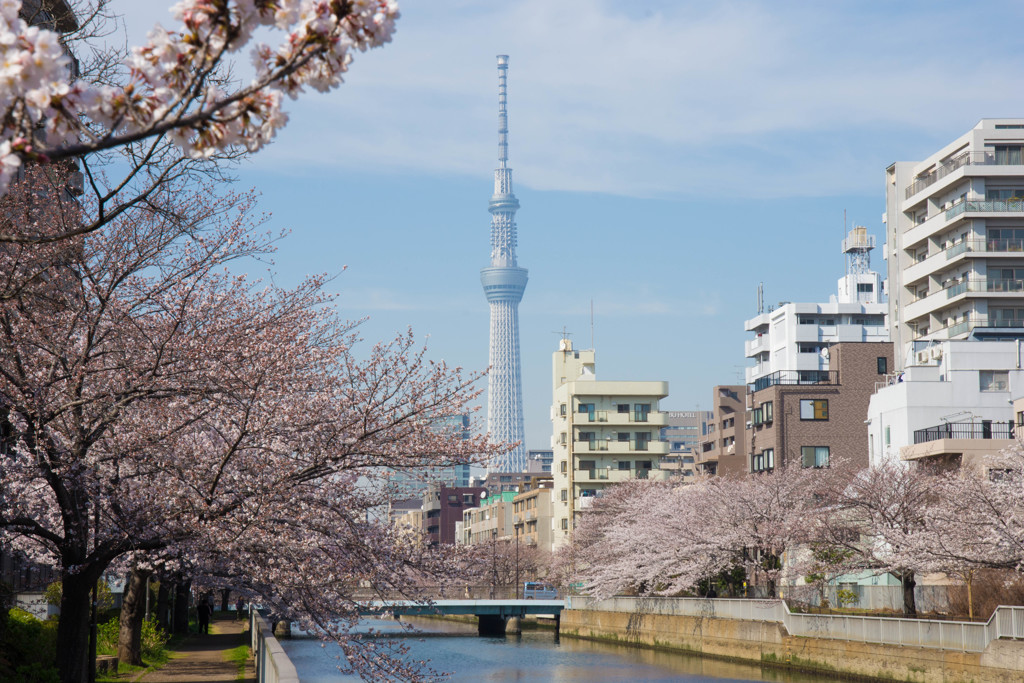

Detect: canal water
[282,617,847,682]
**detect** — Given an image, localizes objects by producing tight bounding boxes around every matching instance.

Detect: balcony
[751,370,837,392]
[577,410,669,426]
[905,150,1024,200]
[573,439,669,455]
[946,198,1024,221]
[574,467,661,484]
[745,335,768,356]
[904,239,1024,286]
[913,421,1014,444]
[944,278,1024,299]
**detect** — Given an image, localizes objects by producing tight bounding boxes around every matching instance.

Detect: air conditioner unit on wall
[916,350,930,364]
[930,346,943,360]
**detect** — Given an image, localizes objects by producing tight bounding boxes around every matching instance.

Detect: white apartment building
[745,227,888,388]
[886,119,1024,370]
[550,339,670,549]
[866,339,1024,466]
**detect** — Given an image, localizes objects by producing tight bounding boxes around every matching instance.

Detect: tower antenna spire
[481,55,528,472]
[497,54,509,168]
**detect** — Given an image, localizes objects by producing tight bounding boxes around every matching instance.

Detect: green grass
[224,644,250,681]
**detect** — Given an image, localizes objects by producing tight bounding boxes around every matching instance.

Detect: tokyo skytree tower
[481,55,528,472]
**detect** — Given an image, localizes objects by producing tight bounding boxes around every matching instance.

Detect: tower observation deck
[481,55,528,472]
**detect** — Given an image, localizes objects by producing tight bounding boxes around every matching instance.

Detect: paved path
[137,614,255,683]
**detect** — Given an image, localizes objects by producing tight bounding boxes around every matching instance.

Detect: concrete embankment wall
[561,608,1024,683]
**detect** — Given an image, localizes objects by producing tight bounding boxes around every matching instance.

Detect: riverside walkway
[139,614,255,683]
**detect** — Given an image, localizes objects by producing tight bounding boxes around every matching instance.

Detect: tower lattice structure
[481,55,528,472]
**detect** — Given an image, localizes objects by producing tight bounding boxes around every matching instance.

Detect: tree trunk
[118,567,152,666]
[220,587,231,613]
[900,570,917,617]
[967,575,974,621]
[56,570,95,683]
[173,580,191,635]
[155,580,170,632]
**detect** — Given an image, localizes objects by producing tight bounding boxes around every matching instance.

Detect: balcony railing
[751,370,837,392]
[945,278,1024,299]
[913,421,1015,444]
[946,198,1024,220]
[574,467,654,483]
[905,150,1024,199]
[577,410,665,424]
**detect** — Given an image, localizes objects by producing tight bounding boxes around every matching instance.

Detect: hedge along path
[137,614,255,683]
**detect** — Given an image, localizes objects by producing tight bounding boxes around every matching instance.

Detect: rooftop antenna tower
[842,224,875,275]
[481,55,528,473]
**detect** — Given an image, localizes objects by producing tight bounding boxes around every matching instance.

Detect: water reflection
[282,617,845,683]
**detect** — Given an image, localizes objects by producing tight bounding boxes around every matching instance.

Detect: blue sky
[108,0,1024,450]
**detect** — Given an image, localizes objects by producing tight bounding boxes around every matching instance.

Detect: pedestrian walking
[197,598,213,634]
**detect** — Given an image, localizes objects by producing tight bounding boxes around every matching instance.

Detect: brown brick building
[696,385,749,476]
[746,342,894,471]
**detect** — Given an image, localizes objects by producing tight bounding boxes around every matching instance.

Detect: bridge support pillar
[478,615,507,637]
[506,616,522,635]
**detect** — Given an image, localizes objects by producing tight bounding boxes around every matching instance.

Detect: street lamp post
[490,528,497,599]
[515,528,520,600]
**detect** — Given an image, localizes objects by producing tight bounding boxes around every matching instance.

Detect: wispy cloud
[109,0,1024,199]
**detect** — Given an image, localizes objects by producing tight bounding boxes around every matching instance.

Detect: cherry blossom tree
[568,465,848,601]
[2,0,399,243]
[892,448,1024,618]
[0,167,495,682]
[810,459,940,616]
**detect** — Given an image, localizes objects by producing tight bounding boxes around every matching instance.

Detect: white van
[522,582,557,599]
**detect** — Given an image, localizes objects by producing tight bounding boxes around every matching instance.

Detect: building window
[753,407,763,426]
[1018,411,1024,427]
[857,283,874,293]
[578,431,596,446]
[561,518,569,530]
[884,426,890,446]
[560,460,567,473]
[559,432,567,445]
[980,370,1009,392]
[877,357,887,375]
[559,403,567,416]
[560,489,568,502]
[752,448,774,473]
[800,399,829,420]
[798,315,815,325]
[801,446,830,468]
[617,461,630,471]
[635,432,651,451]
[617,431,629,442]
[763,401,773,423]
[634,403,651,422]
[617,404,630,413]
[578,403,595,420]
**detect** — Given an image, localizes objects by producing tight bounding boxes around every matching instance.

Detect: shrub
[97,615,170,660]
[0,608,58,683]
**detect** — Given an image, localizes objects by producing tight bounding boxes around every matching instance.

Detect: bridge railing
[251,609,299,683]
[566,596,1024,653]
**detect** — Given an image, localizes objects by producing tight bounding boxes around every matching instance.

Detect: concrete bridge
[359,599,565,636]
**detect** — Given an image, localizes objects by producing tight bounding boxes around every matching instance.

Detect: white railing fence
[566,596,1024,653]
[251,609,300,683]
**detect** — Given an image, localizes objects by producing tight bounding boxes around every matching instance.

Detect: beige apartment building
[462,491,516,545]
[695,385,748,476]
[511,479,554,553]
[550,338,670,548]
